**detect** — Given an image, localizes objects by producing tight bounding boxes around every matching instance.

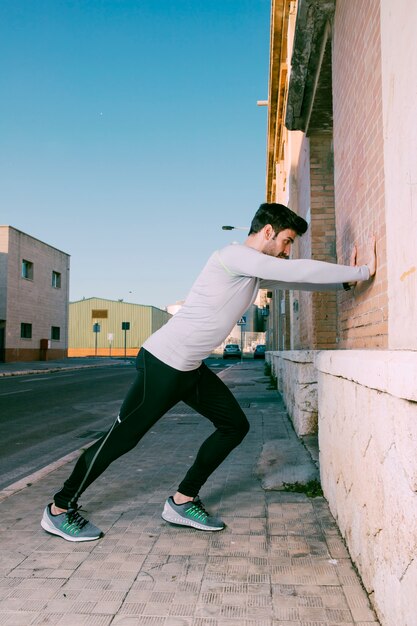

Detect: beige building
[264,1,417,624]
[0,226,70,362]
[68,297,171,357]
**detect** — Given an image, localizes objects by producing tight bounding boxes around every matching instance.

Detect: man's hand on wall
[347,236,376,292]
[365,235,377,277]
[345,242,358,289]
[349,242,358,268]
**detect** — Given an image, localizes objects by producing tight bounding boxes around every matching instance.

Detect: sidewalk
[0,357,131,377]
[0,361,379,626]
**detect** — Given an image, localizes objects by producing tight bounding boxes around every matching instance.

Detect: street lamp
[221,225,249,231]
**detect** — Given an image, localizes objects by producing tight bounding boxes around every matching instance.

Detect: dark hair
[248,202,308,236]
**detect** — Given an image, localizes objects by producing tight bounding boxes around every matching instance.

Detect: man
[41,203,376,541]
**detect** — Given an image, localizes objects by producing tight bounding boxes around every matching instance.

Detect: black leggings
[54,348,250,509]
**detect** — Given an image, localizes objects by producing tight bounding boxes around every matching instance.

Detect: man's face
[263,227,297,259]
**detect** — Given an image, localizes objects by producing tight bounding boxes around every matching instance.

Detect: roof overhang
[285,0,335,133]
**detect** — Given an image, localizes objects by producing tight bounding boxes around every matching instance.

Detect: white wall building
[0,226,70,362]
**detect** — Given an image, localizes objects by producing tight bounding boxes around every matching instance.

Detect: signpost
[121,322,130,358]
[237,316,246,360]
[93,323,101,356]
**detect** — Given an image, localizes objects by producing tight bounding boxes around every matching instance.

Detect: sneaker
[41,504,103,542]
[161,496,225,531]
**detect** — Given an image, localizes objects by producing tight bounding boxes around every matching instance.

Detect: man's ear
[263,224,274,240]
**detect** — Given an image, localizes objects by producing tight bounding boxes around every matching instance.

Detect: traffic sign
[237,316,246,326]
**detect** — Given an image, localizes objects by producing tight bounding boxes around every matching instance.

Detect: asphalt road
[0,357,234,491]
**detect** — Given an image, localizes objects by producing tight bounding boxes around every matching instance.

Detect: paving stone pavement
[0,361,380,626]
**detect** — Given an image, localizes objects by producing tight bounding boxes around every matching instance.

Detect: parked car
[253,344,266,359]
[223,343,242,359]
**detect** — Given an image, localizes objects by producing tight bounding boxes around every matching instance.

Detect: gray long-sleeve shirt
[143,243,370,371]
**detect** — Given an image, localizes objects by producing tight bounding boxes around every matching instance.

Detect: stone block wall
[267,350,318,436]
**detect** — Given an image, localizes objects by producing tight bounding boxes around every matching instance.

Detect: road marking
[0,389,33,397]
[17,374,75,383]
[53,374,75,378]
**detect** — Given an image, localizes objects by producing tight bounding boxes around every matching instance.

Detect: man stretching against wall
[41,203,376,541]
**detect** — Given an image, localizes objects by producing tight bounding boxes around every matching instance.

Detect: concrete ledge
[316,349,417,402]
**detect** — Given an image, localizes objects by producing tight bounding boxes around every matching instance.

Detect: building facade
[0,226,70,362]
[214,303,267,356]
[167,296,268,356]
[68,297,171,357]
[265,2,417,624]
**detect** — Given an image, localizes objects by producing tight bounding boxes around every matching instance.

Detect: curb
[0,440,101,503]
[0,361,132,378]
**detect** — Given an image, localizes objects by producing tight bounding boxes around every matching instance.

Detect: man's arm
[220,244,371,286]
[260,237,377,292]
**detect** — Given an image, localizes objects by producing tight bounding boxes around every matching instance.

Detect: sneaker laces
[192,497,210,518]
[66,506,89,530]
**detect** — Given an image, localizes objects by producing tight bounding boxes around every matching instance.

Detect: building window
[21,323,32,339]
[51,326,60,340]
[52,271,61,288]
[22,260,34,280]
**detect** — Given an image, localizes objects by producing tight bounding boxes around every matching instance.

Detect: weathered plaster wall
[317,350,417,626]
[380,0,417,349]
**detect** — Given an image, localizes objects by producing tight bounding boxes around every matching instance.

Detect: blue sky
[1,0,271,309]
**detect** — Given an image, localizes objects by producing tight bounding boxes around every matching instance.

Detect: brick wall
[295,134,338,349]
[309,134,337,349]
[293,134,314,348]
[332,0,388,348]
[297,215,313,348]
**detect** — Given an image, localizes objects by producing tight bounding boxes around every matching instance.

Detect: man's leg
[42,349,183,541]
[161,363,249,531]
[178,362,250,496]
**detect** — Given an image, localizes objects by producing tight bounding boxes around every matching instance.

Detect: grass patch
[282,480,323,498]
